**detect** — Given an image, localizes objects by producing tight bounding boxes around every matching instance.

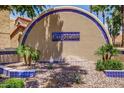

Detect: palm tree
[98,5,108,24]
[0,5,46,19]
[91,5,100,17]
[90,5,109,24]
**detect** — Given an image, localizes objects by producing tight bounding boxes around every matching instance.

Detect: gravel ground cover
[25,56,124,88]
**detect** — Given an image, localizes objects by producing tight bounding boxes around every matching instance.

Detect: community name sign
[52,32,80,41]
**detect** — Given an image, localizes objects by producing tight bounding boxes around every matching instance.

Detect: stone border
[0,65,36,78]
[104,70,124,78]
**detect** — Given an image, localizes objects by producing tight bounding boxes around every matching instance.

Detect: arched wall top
[21,6,111,45]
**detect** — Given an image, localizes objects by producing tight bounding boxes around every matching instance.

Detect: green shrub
[47,63,53,69]
[104,60,124,70]
[0,78,25,88]
[96,59,124,71]
[96,60,105,71]
[73,73,82,84]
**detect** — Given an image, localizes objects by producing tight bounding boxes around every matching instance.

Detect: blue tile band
[0,65,36,78]
[104,70,124,78]
[21,8,110,44]
[0,51,17,55]
[52,32,80,41]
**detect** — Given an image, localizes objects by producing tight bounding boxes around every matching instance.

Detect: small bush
[96,60,124,71]
[47,63,53,69]
[73,73,82,84]
[104,60,124,70]
[96,60,105,71]
[0,78,25,88]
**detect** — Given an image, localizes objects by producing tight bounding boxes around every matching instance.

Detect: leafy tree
[106,8,122,45]
[121,5,124,46]
[0,5,46,19]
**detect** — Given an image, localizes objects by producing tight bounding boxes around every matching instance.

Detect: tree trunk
[102,55,105,61]
[121,5,124,47]
[105,54,109,61]
[109,54,112,60]
[96,12,99,18]
[112,37,116,46]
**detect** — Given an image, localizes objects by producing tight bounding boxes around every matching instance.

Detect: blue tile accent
[0,66,36,78]
[104,70,124,78]
[52,32,80,41]
[0,51,17,55]
[21,8,110,45]
[9,70,36,78]
[0,67,3,74]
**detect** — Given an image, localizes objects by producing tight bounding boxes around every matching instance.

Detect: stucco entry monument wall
[21,6,112,62]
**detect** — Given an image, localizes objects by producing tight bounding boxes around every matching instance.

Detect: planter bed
[0,65,36,78]
[104,70,124,77]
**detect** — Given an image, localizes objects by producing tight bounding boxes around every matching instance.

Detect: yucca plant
[16,45,27,65]
[24,46,32,66]
[17,45,40,66]
[31,49,40,67]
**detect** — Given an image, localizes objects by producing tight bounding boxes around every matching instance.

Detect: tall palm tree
[98,5,108,24]
[90,5,109,24]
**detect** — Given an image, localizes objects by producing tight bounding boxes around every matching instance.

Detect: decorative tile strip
[0,65,36,78]
[104,70,124,77]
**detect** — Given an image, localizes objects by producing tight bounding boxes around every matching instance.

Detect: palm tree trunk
[96,12,99,18]
[28,56,32,66]
[121,5,124,47]
[102,11,105,24]
[24,55,27,65]
[90,5,92,13]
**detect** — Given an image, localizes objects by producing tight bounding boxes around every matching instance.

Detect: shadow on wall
[26,11,64,61]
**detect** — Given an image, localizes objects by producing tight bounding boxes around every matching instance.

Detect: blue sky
[10,5,103,22]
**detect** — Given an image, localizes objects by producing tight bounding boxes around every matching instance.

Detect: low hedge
[96,59,124,71]
[0,78,25,88]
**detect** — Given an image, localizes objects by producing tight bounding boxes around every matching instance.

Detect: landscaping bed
[25,60,124,88]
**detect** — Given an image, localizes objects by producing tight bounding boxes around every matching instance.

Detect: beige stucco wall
[23,6,111,61]
[0,10,10,48]
[11,28,24,48]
